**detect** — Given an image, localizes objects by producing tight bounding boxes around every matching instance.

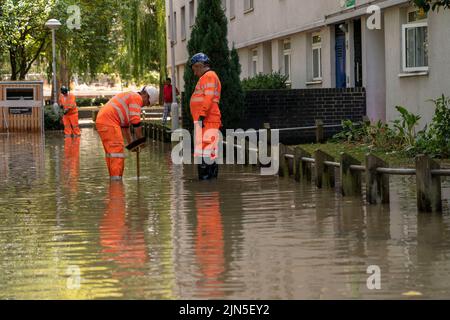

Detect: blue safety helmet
[190,53,210,67]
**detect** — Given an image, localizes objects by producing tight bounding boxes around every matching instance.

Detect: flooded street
[1,128,450,299]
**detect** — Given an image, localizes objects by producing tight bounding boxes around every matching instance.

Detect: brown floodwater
[0,128,450,299]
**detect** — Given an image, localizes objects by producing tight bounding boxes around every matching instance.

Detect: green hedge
[44,106,63,131]
[76,97,110,107]
[241,72,289,91]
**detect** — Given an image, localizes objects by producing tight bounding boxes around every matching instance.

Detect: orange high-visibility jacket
[96,92,143,128]
[190,70,222,124]
[59,93,77,115]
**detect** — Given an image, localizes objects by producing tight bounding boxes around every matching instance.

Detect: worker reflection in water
[195,191,225,298]
[95,86,158,180]
[59,86,81,138]
[189,53,222,180]
[100,181,148,278]
[62,136,80,196]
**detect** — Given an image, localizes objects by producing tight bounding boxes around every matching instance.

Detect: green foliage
[241,72,289,91]
[44,106,63,130]
[76,97,109,107]
[412,0,450,12]
[183,0,245,129]
[0,0,55,80]
[392,106,422,150]
[333,96,450,158]
[415,95,450,157]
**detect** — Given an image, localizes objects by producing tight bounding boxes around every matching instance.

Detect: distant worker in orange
[95,86,158,180]
[59,86,80,138]
[189,53,222,180]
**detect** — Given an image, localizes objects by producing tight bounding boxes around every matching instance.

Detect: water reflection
[1,129,450,299]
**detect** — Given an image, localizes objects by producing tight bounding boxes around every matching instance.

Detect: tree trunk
[9,49,17,81]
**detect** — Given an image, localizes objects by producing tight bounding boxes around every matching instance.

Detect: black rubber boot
[198,163,210,180]
[209,162,219,179]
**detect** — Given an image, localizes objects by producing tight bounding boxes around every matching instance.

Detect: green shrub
[241,72,289,91]
[76,97,110,107]
[44,106,63,131]
[415,95,450,158]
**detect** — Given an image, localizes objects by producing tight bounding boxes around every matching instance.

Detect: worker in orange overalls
[59,86,81,138]
[189,53,222,180]
[95,86,158,180]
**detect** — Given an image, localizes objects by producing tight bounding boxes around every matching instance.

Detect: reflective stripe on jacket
[59,93,77,115]
[96,92,143,128]
[190,70,222,124]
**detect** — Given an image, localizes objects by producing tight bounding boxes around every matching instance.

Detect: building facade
[165,0,450,128]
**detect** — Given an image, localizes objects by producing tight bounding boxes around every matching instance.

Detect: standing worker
[59,86,81,138]
[162,78,179,126]
[96,86,158,180]
[189,53,222,180]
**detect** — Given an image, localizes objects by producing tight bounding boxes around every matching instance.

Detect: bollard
[278,144,290,177]
[365,154,390,204]
[294,147,312,182]
[340,153,362,197]
[315,119,324,144]
[286,146,295,176]
[314,149,335,189]
[416,154,442,213]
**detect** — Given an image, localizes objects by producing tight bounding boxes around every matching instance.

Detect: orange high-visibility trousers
[96,124,126,178]
[63,113,81,136]
[194,121,221,160]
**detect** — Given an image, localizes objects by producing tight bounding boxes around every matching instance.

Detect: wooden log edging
[143,121,171,143]
[277,143,450,213]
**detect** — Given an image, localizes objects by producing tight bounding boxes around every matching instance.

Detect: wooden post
[416,154,442,213]
[365,154,390,204]
[340,153,362,197]
[294,147,312,182]
[315,119,324,144]
[314,149,335,189]
[286,146,295,176]
[278,143,290,177]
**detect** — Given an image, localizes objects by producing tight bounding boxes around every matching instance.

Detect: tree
[412,0,450,11]
[0,0,55,80]
[183,0,245,129]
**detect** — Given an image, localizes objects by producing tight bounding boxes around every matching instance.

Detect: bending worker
[96,86,158,180]
[59,86,80,137]
[190,53,222,180]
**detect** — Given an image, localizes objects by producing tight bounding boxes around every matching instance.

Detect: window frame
[402,21,429,73]
[252,49,258,77]
[283,40,292,82]
[311,33,322,81]
[181,6,186,41]
[189,0,195,27]
[244,0,254,14]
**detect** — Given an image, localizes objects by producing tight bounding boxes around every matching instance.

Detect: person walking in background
[162,78,179,126]
[59,86,80,138]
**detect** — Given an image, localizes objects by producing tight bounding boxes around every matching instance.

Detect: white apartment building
[165,0,450,127]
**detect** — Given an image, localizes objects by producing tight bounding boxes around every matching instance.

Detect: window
[244,0,254,13]
[252,49,258,76]
[181,6,186,40]
[230,0,235,19]
[283,40,292,81]
[312,33,322,80]
[402,9,428,72]
[189,0,195,27]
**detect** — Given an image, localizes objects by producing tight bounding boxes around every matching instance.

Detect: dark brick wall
[182,88,366,145]
[240,88,366,145]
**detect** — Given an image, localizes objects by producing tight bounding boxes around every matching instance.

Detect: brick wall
[240,88,366,145]
[182,88,366,145]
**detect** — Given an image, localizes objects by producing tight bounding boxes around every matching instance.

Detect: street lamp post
[45,19,62,115]
[169,0,179,130]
